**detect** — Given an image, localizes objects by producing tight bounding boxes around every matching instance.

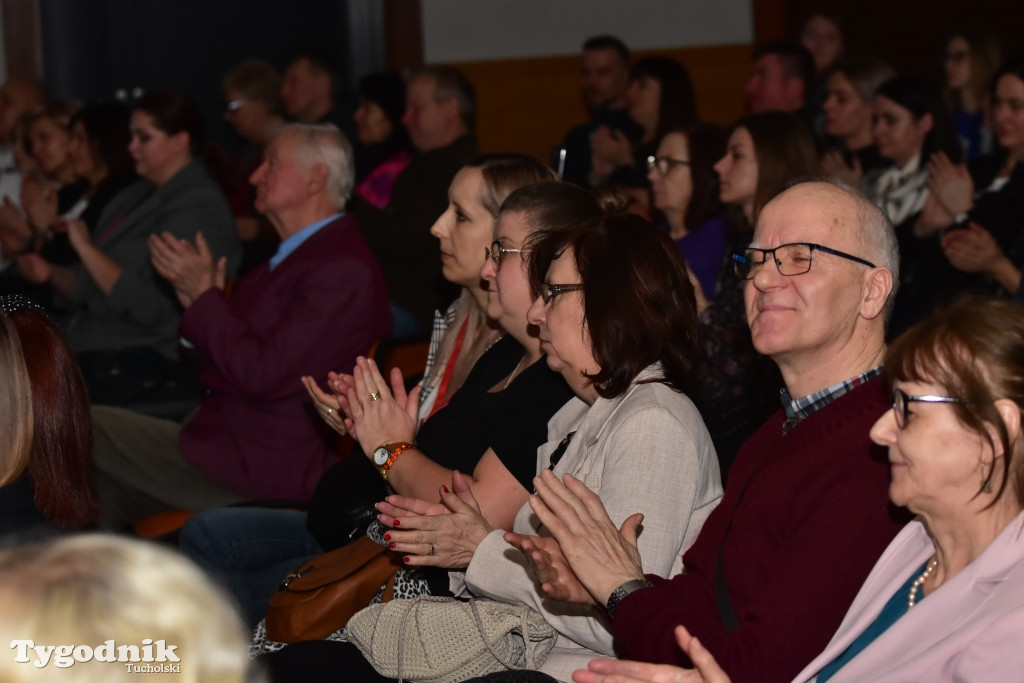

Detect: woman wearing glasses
[562,296,1024,683]
[266,193,722,683]
[646,122,727,301]
[182,156,569,632]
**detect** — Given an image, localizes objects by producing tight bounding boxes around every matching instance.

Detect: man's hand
[149,231,225,308]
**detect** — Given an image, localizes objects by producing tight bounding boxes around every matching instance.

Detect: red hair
[7,307,98,526]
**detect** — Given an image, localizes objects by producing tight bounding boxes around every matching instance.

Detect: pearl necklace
[906,558,938,609]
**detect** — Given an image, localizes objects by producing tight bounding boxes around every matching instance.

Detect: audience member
[799,10,845,76]
[745,42,815,115]
[696,112,816,473]
[559,35,636,187]
[508,180,909,683]
[590,56,697,194]
[576,297,1024,683]
[221,59,286,270]
[0,78,45,207]
[16,91,241,410]
[280,49,351,137]
[351,72,411,208]
[0,295,97,538]
[267,203,723,683]
[646,122,728,300]
[943,28,1002,160]
[89,123,389,529]
[181,155,557,630]
[819,57,896,182]
[352,65,478,338]
[0,534,259,683]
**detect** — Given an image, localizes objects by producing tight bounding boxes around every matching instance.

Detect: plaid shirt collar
[781,365,884,434]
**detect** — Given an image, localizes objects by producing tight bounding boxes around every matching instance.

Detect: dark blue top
[816,560,930,682]
[662,215,727,298]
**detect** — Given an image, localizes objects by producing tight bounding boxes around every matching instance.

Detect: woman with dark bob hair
[17,91,241,410]
[565,296,1024,682]
[266,186,722,682]
[591,56,698,190]
[0,294,97,535]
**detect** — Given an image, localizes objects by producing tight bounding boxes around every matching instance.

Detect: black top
[0,477,56,541]
[306,335,574,550]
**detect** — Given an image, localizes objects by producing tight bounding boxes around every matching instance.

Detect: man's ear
[859,267,893,321]
[307,162,328,195]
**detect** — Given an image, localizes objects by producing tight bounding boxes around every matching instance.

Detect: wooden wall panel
[454,43,753,162]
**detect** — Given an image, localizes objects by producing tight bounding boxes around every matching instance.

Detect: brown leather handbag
[265,536,404,642]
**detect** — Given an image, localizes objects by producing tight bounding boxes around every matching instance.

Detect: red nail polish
[442,485,449,493]
[403,556,410,563]
[383,533,391,541]
[388,542,396,549]
[393,519,400,527]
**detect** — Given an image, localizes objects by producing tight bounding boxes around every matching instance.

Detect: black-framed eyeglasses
[486,240,528,270]
[891,388,964,428]
[540,282,584,304]
[225,98,248,113]
[647,155,691,175]
[732,242,876,280]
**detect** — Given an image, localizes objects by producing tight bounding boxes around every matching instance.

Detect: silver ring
[326,408,333,414]
[370,392,381,401]
[428,544,436,556]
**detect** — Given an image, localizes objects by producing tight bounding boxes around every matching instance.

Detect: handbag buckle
[279,567,308,589]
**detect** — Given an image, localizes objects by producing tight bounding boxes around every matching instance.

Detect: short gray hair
[818,177,900,319]
[276,122,355,209]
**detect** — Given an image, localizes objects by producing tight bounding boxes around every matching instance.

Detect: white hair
[0,534,259,683]
[276,122,355,209]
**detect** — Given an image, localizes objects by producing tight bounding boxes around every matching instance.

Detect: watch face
[373,447,390,466]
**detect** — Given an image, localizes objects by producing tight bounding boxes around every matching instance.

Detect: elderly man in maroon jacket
[91,123,390,529]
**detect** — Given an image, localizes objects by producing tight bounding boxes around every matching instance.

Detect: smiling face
[479,210,540,343]
[714,127,758,219]
[430,167,492,290]
[744,184,878,370]
[527,249,599,402]
[872,95,932,167]
[648,132,693,215]
[870,378,988,516]
[823,72,872,143]
[28,117,71,177]
[992,73,1024,155]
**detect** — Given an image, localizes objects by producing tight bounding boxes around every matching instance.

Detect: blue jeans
[179,507,323,627]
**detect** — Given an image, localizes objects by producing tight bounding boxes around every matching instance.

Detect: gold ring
[428,544,436,556]
[370,392,381,401]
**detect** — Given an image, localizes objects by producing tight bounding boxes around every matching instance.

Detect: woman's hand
[591,126,635,169]
[941,222,1005,274]
[54,218,93,255]
[505,531,595,605]
[913,194,955,238]
[21,175,57,231]
[820,150,863,187]
[0,196,33,254]
[573,626,731,683]
[300,375,347,436]
[16,253,53,284]
[344,356,419,455]
[528,469,646,606]
[378,471,493,569]
[926,152,974,216]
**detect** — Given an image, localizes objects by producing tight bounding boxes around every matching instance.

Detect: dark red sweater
[612,375,909,682]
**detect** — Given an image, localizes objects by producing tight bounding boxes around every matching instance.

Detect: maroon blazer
[178,212,390,501]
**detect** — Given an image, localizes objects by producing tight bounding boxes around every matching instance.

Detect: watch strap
[606,578,653,617]
[378,442,415,481]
